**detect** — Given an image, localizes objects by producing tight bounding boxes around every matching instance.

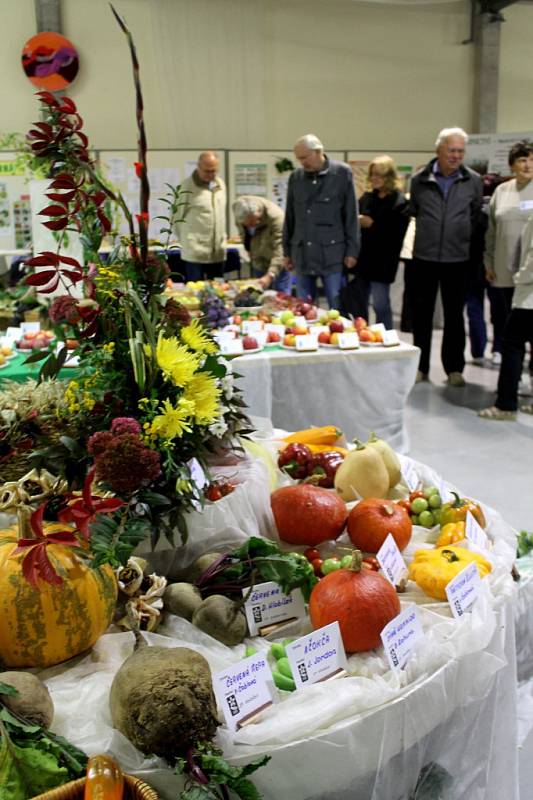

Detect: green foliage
[517,530,533,558]
[89,511,153,569]
[175,745,270,800]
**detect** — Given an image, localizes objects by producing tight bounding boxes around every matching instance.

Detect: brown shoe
[478,406,516,421]
[415,371,429,383]
[447,372,466,387]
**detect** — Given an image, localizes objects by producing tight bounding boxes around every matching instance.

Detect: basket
[32,774,159,800]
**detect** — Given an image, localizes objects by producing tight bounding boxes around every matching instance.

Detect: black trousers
[487,285,514,355]
[411,259,468,375]
[496,308,533,411]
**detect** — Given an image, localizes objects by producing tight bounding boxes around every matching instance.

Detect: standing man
[175,151,227,281]
[409,127,483,386]
[283,134,360,309]
[232,195,291,293]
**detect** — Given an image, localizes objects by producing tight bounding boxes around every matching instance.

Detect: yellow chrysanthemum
[180,319,217,355]
[183,372,222,425]
[148,398,195,440]
[156,333,199,387]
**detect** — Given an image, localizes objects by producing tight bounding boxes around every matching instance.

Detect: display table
[233,342,419,453]
[35,451,520,800]
[0,352,79,384]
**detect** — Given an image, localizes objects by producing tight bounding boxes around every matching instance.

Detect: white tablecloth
[233,342,419,453]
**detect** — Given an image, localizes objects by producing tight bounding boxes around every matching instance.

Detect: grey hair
[435,128,469,148]
[294,134,324,151]
[233,196,263,223]
[198,150,219,163]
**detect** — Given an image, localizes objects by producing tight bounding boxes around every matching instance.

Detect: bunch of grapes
[234,287,262,308]
[200,289,231,329]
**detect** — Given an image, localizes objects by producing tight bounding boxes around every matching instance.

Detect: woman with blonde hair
[341,155,409,328]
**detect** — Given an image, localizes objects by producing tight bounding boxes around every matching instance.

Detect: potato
[0,671,54,728]
[182,552,222,583]
[192,595,247,646]
[163,582,203,620]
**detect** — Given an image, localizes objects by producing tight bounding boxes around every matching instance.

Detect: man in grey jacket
[283,134,360,309]
[409,127,483,386]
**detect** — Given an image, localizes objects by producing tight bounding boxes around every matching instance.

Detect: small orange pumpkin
[347,498,412,553]
[0,524,117,668]
[309,551,400,652]
[271,484,347,546]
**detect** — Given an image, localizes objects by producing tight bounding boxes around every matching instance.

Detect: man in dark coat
[409,127,483,386]
[282,134,360,309]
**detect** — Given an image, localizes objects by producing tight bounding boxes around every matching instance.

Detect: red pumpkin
[309,551,400,652]
[271,484,347,546]
[347,498,412,553]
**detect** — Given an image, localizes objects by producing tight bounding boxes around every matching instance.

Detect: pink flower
[110,417,142,437]
[87,431,114,457]
[49,295,81,324]
[94,434,161,495]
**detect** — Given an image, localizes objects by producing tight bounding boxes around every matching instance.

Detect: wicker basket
[32,774,159,800]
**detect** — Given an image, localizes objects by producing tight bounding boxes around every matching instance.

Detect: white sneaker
[492,352,502,366]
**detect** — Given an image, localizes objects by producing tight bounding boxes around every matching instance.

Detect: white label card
[243,581,306,636]
[401,459,419,492]
[369,322,386,336]
[445,560,481,618]
[241,320,263,334]
[465,511,489,551]
[295,335,318,351]
[438,480,453,504]
[264,323,285,337]
[214,331,236,343]
[5,327,22,341]
[381,605,424,671]
[220,339,244,355]
[338,332,360,349]
[20,322,40,334]
[519,200,533,211]
[383,329,400,346]
[285,622,348,690]
[213,652,275,731]
[376,533,408,586]
[294,315,307,327]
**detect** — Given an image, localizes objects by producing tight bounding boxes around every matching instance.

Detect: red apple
[299,302,312,315]
[354,316,367,331]
[305,308,318,320]
[242,336,259,350]
[267,331,281,343]
[318,331,331,344]
[329,320,344,334]
[359,328,375,342]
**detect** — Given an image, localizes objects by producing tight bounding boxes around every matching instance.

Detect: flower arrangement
[1,5,252,568]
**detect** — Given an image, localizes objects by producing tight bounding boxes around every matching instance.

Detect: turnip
[183,552,223,583]
[163,582,203,620]
[109,632,219,761]
[192,595,247,646]
[0,671,54,728]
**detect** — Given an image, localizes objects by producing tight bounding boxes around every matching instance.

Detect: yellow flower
[183,372,222,425]
[156,333,199,387]
[148,398,195,440]
[180,319,217,355]
[103,342,115,353]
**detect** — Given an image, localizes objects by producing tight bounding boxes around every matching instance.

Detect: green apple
[328,309,340,319]
[280,310,295,325]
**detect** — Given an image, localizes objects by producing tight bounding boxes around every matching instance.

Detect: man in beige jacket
[175,151,227,280]
[233,196,291,293]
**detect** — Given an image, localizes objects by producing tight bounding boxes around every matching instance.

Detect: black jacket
[356,190,409,283]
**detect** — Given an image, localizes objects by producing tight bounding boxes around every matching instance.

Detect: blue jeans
[251,267,293,294]
[181,260,224,281]
[296,272,343,310]
[358,279,393,329]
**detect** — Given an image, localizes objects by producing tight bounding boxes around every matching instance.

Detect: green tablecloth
[0,353,80,384]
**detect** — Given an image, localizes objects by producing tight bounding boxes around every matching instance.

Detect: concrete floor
[402,328,533,533]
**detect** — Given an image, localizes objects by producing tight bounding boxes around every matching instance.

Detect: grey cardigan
[409,159,483,263]
[283,158,360,275]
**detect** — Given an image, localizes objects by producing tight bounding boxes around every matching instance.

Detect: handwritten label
[381,605,424,671]
[295,335,318,351]
[438,480,453,504]
[285,622,347,690]
[401,459,419,492]
[369,322,386,337]
[220,339,244,355]
[465,511,489,552]
[376,533,408,586]
[214,331,236,344]
[294,315,307,327]
[264,323,286,337]
[213,652,275,731]
[338,332,360,349]
[20,322,40,334]
[382,329,400,346]
[241,320,263,334]
[445,561,481,618]
[243,581,306,636]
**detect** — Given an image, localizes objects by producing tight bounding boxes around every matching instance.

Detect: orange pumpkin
[309,551,400,652]
[0,524,117,668]
[271,484,347,546]
[347,498,412,553]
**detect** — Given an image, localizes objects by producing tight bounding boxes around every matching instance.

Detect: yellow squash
[0,525,117,668]
[436,522,466,547]
[409,545,491,601]
[282,425,342,446]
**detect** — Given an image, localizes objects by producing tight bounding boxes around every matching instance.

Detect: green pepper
[272,671,296,692]
[276,657,293,680]
[270,643,286,661]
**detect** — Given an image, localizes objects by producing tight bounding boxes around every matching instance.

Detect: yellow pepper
[436,521,466,547]
[440,492,486,530]
[409,545,492,601]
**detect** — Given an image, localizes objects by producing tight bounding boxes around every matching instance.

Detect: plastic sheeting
[38,453,521,800]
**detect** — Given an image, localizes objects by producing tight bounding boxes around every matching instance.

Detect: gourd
[334,442,390,501]
[409,545,492,601]
[283,425,342,446]
[347,498,412,552]
[271,484,348,545]
[366,432,402,488]
[436,522,466,548]
[309,550,400,652]
[0,524,117,668]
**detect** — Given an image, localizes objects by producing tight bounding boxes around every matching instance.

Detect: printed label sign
[445,561,481,618]
[383,329,400,346]
[285,622,347,690]
[338,332,360,349]
[377,533,408,586]
[220,339,244,355]
[295,335,318,351]
[294,315,307,327]
[264,323,286,337]
[213,652,275,731]
[369,322,386,336]
[214,330,236,343]
[241,320,263,334]
[243,581,306,636]
[465,511,489,552]
[381,605,424,671]
[20,322,40,334]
